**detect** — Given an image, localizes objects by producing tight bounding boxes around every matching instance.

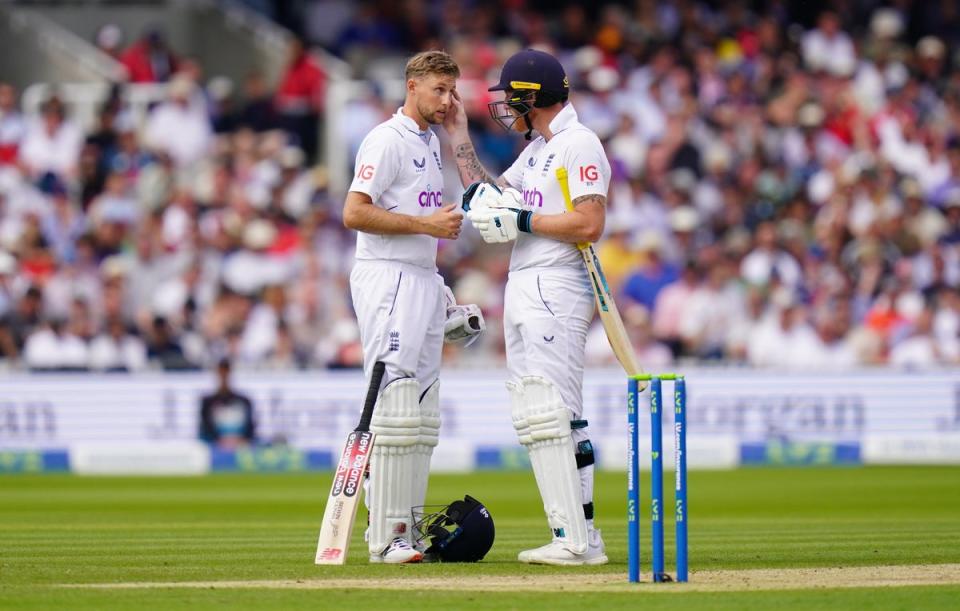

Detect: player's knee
[511,376,570,444]
[370,378,420,446]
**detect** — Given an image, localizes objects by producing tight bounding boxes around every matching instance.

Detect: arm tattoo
[571,194,607,207]
[454,143,495,185]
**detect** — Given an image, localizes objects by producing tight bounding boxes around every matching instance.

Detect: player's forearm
[343,196,429,235]
[451,138,497,187]
[531,196,605,243]
[532,213,603,243]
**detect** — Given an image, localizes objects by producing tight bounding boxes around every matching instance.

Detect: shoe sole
[382,551,423,564]
[522,553,609,567]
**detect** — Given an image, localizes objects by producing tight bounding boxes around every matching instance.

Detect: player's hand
[461,181,503,212]
[442,88,468,136]
[423,203,463,239]
[443,303,485,347]
[468,207,526,243]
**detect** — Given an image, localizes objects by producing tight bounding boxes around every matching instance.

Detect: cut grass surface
[2,467,959,609]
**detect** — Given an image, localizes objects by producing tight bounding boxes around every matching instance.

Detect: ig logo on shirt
[357,164,375,181]
[579,165,598,184]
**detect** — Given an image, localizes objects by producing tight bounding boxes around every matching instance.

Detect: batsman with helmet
[442,48,611,565]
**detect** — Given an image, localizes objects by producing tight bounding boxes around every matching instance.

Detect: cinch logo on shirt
[357,164,375,180]
[418,189,442,207]
[579,165,599,182]
[523,187,544,208]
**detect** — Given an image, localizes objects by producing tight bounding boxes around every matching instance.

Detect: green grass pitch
[2,467,960,609]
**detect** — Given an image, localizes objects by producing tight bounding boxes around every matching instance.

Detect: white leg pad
[412,379,440,511]
[509,379,548,516]
[513,375,588,554]
[368,378,420,555]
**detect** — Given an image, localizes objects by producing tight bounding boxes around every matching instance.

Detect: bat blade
[579,244,643,376]
[555,167,644,379]
[314,429,375,564]
[315,361,385,565]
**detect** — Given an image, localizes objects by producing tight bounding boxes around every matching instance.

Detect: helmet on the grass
[413,495,495,562]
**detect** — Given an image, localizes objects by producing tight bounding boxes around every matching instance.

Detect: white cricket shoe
[518,529,608,566]
[370,537,424,564]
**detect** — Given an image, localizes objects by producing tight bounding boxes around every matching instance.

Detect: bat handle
[357,361,386,432]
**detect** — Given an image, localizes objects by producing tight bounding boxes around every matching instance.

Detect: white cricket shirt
[349,108,445,270]
[501,103,611,271]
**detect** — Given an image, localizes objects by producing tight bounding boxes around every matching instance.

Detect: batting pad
[412,379,441,511]
[368,378,420,554]
[509,379,549,523]
[513,376,588,554]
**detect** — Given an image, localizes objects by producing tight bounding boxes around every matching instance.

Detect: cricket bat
[556,167,644,378]
[314,360,386,564]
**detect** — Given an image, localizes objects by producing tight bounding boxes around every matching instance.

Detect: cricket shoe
[518,529,608,566]
[370,537,424,564]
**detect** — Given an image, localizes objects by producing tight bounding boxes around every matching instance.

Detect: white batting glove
[443,304,485,347]
[461,182,503,212]
[497,187,524,208]
[467,207,521,243]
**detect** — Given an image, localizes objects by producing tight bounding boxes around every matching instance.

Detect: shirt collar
[395,107,432,144]
[547,103,578,136]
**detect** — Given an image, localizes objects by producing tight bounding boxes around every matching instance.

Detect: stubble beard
[417,102,443,126]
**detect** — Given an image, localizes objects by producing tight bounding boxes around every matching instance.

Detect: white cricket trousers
[503,266,594,422]
[350,260,445,387]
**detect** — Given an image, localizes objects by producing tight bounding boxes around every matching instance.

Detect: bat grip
[357,361,386,432]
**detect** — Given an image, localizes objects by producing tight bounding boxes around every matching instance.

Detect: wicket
[627,374,688,583]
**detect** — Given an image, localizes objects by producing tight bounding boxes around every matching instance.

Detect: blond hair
[405,50,460,80]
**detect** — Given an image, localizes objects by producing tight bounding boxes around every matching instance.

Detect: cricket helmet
[487,49,569,138]
[413,495,495,562]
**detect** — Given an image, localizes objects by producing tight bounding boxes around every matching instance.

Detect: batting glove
[461,181,503,213]
[443,304,485,347]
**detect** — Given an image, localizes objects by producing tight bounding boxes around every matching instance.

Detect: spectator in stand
[238,72,276,132]
[275,36,325,162]
[18,97,84,181]
[198,358,256,449]
[0,251,15,318]
[740,221,803,290]
[0,83,25,167]
[144,75,213,169]
[146,315,195,371]
[23,317,88,371]
[89,316,147,372]
[622,231,679,311]
[119,27,179,83]
[652,260,700,357]
[94,24,124,62]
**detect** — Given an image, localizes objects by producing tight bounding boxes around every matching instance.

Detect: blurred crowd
[0,0,959,372]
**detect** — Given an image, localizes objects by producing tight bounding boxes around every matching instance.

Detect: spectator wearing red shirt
[0,83,25,166]
[274,36,325,162]
[119,28,178,83]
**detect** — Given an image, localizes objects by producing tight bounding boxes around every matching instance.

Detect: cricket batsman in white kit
[444,49,610,565]
[343,51,483,564]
